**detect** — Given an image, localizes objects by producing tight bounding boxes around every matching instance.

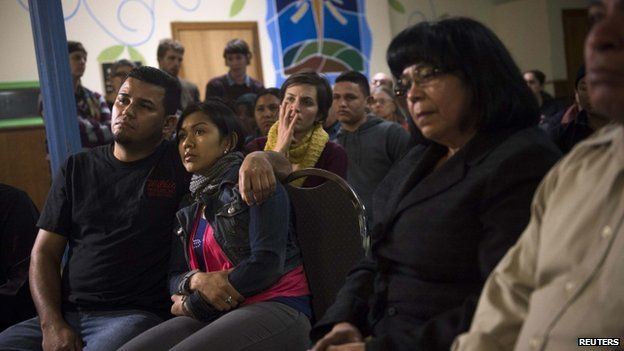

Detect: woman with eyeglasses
[309,18,561,351]
[369,85,409,130]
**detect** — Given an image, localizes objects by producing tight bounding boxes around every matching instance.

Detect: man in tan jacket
[453,0,624,350]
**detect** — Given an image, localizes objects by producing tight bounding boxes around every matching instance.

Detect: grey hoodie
[337,115,410,221]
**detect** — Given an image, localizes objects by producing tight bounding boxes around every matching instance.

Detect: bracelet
[178,269,199,295]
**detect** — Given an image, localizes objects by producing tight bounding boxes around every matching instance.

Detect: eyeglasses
[394,64,447,97]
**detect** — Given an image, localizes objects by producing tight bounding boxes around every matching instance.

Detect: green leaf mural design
[336,49,363,71]
[97,45,124,63]
[321,42,342,56]
[128,46,146,64]
[389,0,405,14]
[230,0,246,17]
[283,45,301,68]
[295,42,319,63]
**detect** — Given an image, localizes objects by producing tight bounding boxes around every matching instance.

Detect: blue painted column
[28,0,81,174]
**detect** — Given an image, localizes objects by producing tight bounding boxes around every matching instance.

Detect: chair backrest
[284,168,368,322]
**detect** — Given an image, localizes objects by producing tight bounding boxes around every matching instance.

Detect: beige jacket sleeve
[452,162,560,351]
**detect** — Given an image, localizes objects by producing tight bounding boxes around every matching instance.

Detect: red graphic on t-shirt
[146,179,176,198]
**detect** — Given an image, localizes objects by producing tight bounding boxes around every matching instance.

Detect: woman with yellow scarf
[246,72,347,187]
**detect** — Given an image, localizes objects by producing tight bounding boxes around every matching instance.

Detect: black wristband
[178,269,199,295]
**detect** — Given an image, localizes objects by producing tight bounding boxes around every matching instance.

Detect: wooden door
[0,126,51,210]
[561,9,589,97]
[171,22,264,100]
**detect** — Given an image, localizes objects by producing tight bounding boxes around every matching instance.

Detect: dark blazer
[311,126,561,351]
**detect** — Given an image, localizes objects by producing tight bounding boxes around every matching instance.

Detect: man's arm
[239,151,292,205]
[30,229,83,351]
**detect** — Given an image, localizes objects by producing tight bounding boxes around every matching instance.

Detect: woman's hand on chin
[275,101,299,154]
[190,270,244,311]
[310,322,364,351]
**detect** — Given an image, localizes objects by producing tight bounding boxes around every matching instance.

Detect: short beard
[113,130,163,154]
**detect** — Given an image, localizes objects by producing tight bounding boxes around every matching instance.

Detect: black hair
[387,17,539,133]
[68,41,86,55]
[223,39,252,63]
[157,39,184,60]
[110,59,137,77]
[524,69,546,85]
[254,88,281,106]
[127,66,181,116]
[280,72,332,123]
[176,98,246,152]
[335,71,371,97]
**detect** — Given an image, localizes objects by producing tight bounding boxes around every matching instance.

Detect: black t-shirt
[37,141,189,316]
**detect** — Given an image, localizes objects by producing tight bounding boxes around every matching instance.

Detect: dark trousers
[119,301,311,351]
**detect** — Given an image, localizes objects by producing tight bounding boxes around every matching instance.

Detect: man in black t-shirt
[0,66,190,351]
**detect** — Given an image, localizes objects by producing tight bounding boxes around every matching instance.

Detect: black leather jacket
[168,167,302,320]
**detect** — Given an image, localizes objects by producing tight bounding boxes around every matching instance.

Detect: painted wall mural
[16,0,391,88]
[266,0,372,86]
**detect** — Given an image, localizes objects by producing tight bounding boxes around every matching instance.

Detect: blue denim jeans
[0,309,163,351]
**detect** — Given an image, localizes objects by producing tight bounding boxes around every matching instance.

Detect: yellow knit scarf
[265,122,329,186]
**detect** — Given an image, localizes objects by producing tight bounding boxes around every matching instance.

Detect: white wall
[388,0,493,35]
[387,0,588,94]
[0,0,38,82]
[492,0,552,75]
[1,0,393,93]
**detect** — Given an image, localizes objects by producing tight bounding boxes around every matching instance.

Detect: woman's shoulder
[316,140,348,178]
[323,140,346,154]
[469,126,562,185]
[487,126,561,163]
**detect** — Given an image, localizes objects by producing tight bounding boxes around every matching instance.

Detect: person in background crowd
[157,38,200,111]
[323,106,341,142]
[233,92,258,141]
[253,88,281,137]
[523,69,564,126]
[64,41,113,148]
[370,72,393,91]
[119,99,311,351]
[369,85,409,130]
[453,1,624,349]
[205,39,264,104]
[106,59,137,109]
[0,184,38,332]
[310,17,560,351]
[246,72,347,187]
[549,64,611,154]
[333,71,410,222]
